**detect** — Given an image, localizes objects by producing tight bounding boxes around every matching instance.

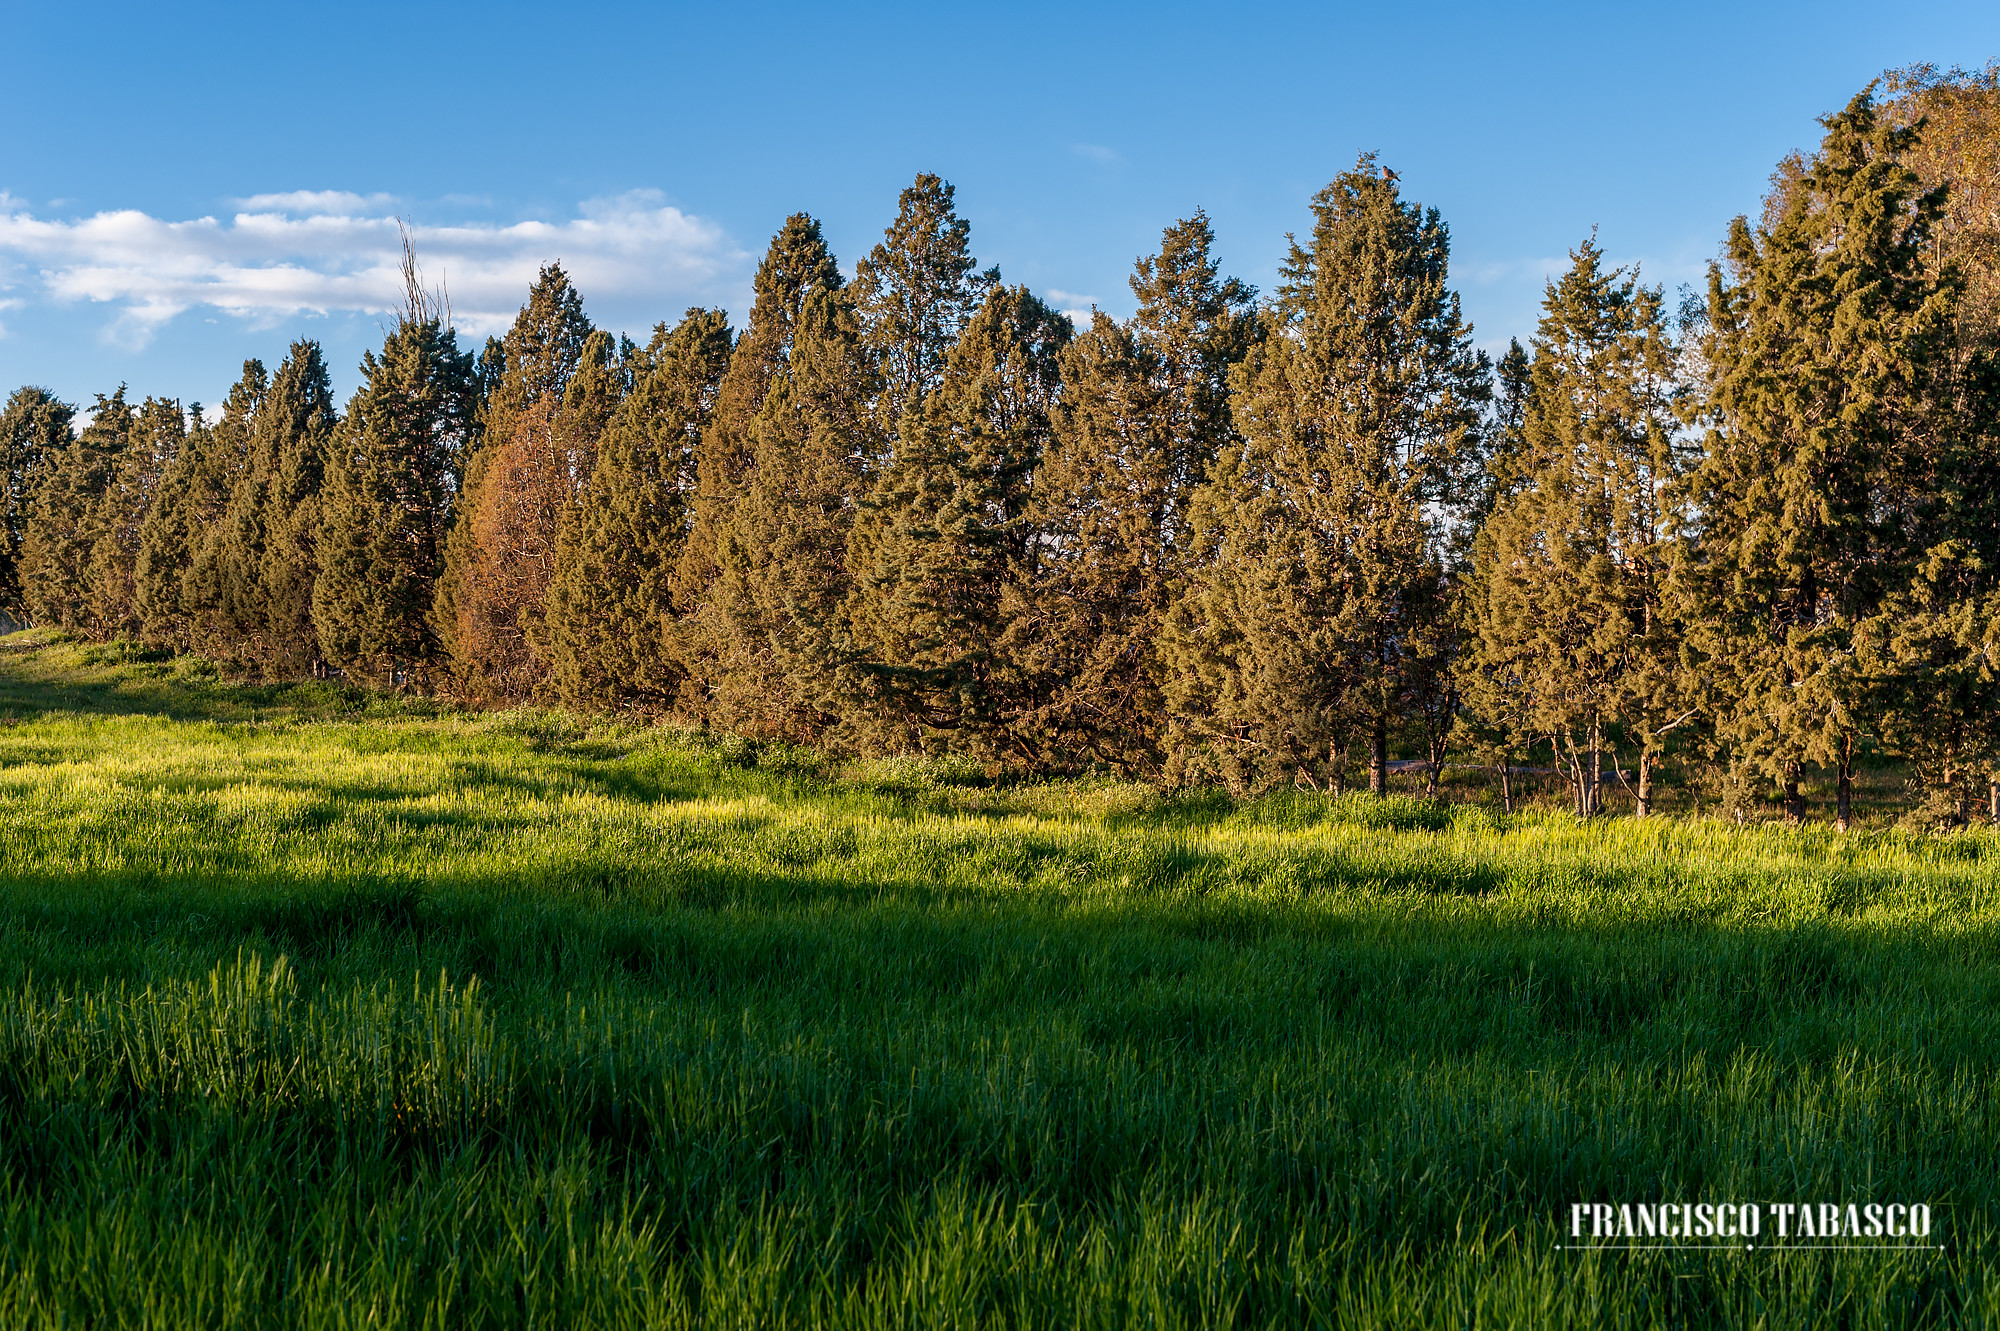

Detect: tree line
[3,72,1997,826]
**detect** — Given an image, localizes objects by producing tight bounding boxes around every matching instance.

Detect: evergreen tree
[257,342,340,675]
[703,285,884,741]
[540,308,734,711]
[314,284,477,689]
[1014,214,1257,772]
[189,343,339,671]
[853,175,998,436]
[180,365,267,657]
[670,214,843,688]
[452,328,625,701]
[21,388,134,634]
[83,395,183,638]
[433,263,595,684]
[1688,90,1959,827]
[1460,241,1688,818]
[0,387,75,618]
[135,403,226,649]
[1162,160,1488,794]
[1860,545,2000,826]
[840,285,1069,757]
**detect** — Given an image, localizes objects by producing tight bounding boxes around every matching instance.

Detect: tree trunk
[1587,718,1602,817]
[1783,763,1804,825]
[1498,761,1514,815]
[1563,736,1585,818]
[1836,733,1854,832]
[1989,776,1998,824]
[1636,748,1652,819]
[1368,713,1386,796]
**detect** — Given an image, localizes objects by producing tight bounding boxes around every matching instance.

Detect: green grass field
[1,633,1996,1328]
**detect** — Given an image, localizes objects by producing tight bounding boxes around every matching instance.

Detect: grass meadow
[0,633,1997,1327]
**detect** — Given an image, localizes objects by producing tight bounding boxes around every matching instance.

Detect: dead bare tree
[397,219,452,328]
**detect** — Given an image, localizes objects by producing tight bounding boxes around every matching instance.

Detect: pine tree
[1688,89,1958,827]
[1162,160,1488,794]
[853,174,999,435]
[451,328,625,701]
[1013,214,1257,773]
[258,342,340,675]
[1460,241,1688,818]
[0,387,74,619]
[433,263,595,686]
[840,285,1069,757]
[83,395,182,639]
[21,388,134,635]
[1860,544,2000,826]
[135,403,227,649]
[314,278,477,689]
[176,363,266,658]
[670,214,843,699]
[540,308,734,711]
[702,285,884,741]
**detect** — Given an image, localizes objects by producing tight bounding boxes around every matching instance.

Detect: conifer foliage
[842,286,1069,756]
[1689,90,1964,826]
[1460,241,1686,817]
[0,387,75,617]
[9,102,2000,827]
[1016,214,1257,772]
[704,285,882,740]
[541,308,733,711]
[1164,159,1488,793]
[854,175,1000,435]
[21,388,136,636]
[436,264,597,698]
[671,214,844,674]
[313,274,476,689]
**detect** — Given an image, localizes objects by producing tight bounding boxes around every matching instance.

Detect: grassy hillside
[0,632,1994,1328]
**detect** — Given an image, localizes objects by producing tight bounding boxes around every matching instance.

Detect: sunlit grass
[0,633,1995,1326]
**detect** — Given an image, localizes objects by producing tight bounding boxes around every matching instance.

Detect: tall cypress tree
[1688,90,1957,826]
[1460,241,1688,817]
[84,395,183,639]
[135,403,226,649]
[540,309,734,711]
[314,283,477,689]
[671,214,843,691]
[852,174,999,436]
[21,388,134,635]
[184,363,268,651]
[1871,67,2000,824]
[703,285,884,741]
[0,387,74,619]
[1162,160,1488,794]
[433,263,594,684]
[257,342,340,675]
[840,285,1069,757]
[453,328,625,701]
[1015,214,1257,772]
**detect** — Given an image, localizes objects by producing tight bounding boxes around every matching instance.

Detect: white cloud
[1044,288,1099,328]
[231,190,402,215]
[1072,143,1121,165]
[0,190,750,348]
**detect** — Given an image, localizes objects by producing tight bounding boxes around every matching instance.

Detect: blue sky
[3,0,1997,413]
